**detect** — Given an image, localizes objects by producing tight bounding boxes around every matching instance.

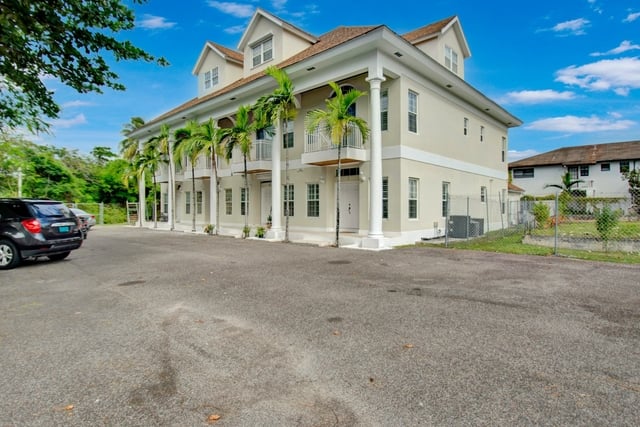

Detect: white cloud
[552,18,590,35]
[508,149,540,162]
[623,11,640,23]
[224,24,246,34]
[501,89,576,104]
[526,115,635,133]
[61,100,93,109]
[136,14,177,30]
[590,40,640,56]
[52,114,87,129]
[555,57,640,95]
[271,0,287,10]
[206,1,254,18]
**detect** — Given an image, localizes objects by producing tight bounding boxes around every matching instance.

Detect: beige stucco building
[131,8,521,247]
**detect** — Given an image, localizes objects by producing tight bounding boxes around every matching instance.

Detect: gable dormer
[403,16,471,79]
[237,8,318,77]
[192,42,243,98]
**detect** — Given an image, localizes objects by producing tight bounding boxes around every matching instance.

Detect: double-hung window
[241,188,248,216]
[481,186,487,203]
[252,37,273,67]
[204,67,219,90]
[204,70,211,90]
[580,165,589,177]
[442,182,450,217]
[408,178,418,219]
[445,46,458,74]
[408,90,418,133]
[307,184,319,217]
[283,120,294,148]
[382,177,389,219]
[284,184,294,216]
[185,191,191,214]
[225,189,232,215]
[196,191,203,214]
[381,89,388,131]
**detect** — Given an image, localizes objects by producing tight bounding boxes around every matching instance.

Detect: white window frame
[307,183,319,217]
[445,45,458,74]
[185,191,191,214]
[381,89,388,131]
[408,90,418,133]
[225,189,232,215]
[283,184,294,217]
[211,66,218,87]
[252,36,273,67]
[196,191,203,214]
[241,187,248,216]
[283,120,294,148]
[408,177,418,219]
[204,70,211,89]
[481,186,487,203]
[442,182,450,217]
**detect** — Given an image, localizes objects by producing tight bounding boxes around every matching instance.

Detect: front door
[339,181,359,232]
[261,182,272,224]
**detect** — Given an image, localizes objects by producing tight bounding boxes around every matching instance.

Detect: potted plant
[266,214,272,229]
[203,224,214,235]
[256,226,266,238]
[242,225,251,239]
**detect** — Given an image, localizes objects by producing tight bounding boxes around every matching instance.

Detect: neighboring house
[131,8,521,247]
[509,141,640,198]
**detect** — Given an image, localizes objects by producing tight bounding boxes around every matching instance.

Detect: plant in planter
[203,224,214,235]
[242,225,251,239]
[266,214,272,229]
[255,226,266,238]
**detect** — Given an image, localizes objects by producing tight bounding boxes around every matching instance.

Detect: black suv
[0,198,83,270]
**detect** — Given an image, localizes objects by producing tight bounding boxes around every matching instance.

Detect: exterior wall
[241,18,312,76]
[197,53,242,98]
[412,28,465,78]
[511,161,637,197]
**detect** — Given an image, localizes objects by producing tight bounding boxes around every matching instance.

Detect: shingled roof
[143,26,379,128]
[509,141,640,168]
[402,15,456,43]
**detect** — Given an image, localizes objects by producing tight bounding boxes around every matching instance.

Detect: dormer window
[204,67,219,90]
[445,45,458,74]
[252,36,273,67]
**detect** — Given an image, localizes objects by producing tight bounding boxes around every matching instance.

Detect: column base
[361,236,389,250]
[266,228,285,240]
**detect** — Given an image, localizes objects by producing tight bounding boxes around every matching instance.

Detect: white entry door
[339,181,359,232]
[261,182,272,224]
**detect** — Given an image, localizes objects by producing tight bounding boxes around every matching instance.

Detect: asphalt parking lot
[1,226,639,426]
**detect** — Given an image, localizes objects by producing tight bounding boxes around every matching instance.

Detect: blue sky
[35,0,640,161]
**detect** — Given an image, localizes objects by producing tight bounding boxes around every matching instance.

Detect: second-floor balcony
[230,139,272,174]
[301,124,368,166]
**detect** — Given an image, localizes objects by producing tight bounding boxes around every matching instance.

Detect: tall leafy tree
[119,117,146,161]
[222,105,255,234]
[306,82,369,247]
[255,65,298,241]
[174,120,203,232]
[0,1,167,132]
[124,139,161,228]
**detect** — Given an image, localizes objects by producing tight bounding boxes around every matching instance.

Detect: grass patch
[533,220,640,239]
[412,232,640,264]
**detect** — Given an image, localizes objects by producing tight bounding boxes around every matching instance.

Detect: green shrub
[103,204,127,224]
[595,205,619,242]
[242,225,251,239]
[255,226,266,238]
[532,202,550,228]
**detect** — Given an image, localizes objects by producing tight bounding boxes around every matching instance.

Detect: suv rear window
[30,203,72,219]
[0,202,31,218]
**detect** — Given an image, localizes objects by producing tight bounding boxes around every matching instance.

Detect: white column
[209,161,217,228]
[364,76,385,246]
[267,118,284,239]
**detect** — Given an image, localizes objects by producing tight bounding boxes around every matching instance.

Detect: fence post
[554,192,559,256]
[99,202,104,225]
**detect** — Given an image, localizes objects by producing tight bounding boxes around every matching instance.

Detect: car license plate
[58,226,70,233]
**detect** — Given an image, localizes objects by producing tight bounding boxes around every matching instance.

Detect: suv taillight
[21,218,42,234]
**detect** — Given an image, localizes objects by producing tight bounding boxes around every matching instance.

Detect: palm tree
[222,105,255,235]
[193,118,225,234]
[148,124,175,230]
[174,120,203,232]
[544,171,584,192]
[123,138,161,228]
[120,116,145,227]
[306,81,369,247]
[255,65,298,241]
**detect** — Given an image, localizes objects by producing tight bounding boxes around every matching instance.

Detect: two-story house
[509,141,640,198]
[131,8,521,248]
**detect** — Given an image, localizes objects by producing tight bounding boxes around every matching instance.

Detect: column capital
[366,75,386,86]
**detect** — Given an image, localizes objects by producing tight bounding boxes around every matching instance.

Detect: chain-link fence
[441,189,640,259]
[522,190,640,254]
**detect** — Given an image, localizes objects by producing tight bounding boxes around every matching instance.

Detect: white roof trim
[237,8,317,50]
[192,41,241,75]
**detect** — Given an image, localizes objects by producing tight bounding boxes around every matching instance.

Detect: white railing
[305,123,364,153]
[231,139,272,164]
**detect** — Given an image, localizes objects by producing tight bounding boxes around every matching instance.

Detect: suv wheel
[0,240,21,270]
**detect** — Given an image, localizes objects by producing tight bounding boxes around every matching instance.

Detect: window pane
[382,177,388,219]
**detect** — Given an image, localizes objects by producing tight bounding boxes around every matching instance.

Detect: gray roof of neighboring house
[509,140,640,168]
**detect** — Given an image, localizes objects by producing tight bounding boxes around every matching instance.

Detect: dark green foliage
[532,202,550,228]
[0,0,167,132]
[595,205,619,243]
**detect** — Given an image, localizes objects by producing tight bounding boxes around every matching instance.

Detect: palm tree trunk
[191,166,196,232]
[168,149,175,231]
[284,127,290,243]
[212,152,219,235]
[244,155,249,231]
[335,144,341,248]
